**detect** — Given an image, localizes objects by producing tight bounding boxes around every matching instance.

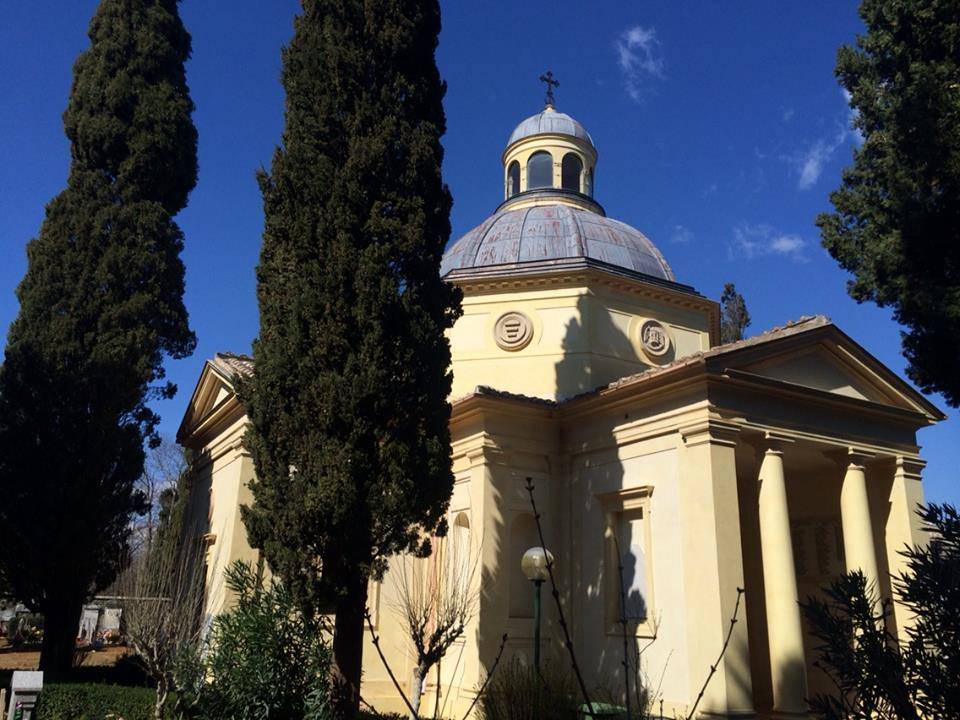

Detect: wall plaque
[493,311,533,351]
[639,319,671,358]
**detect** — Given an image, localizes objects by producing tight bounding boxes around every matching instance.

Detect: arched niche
[509,513,539,618]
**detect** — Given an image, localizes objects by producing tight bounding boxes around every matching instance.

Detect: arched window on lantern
[561,153,583,192]
[507,161,521,198]
[509,513,539,618]
[526,151,553,190]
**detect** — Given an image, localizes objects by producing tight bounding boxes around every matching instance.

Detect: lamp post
[521,546,554,671]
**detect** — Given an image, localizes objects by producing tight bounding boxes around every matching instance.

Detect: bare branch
[459,632,508,720]
[118,530,205,720]
[390,521,481,718]
[685,587,744,720]
[525,477,596,716]
[130,439,187,557]
[366,607,421,719]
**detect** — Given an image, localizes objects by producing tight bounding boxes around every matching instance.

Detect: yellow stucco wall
[448,276,712,401]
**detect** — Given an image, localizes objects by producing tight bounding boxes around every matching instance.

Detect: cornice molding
[678,418,742,448]
[895,455,926,482]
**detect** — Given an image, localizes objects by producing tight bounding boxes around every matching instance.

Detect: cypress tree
[719,283,751,344]
[0,0,197,675]
[240,1,460,715]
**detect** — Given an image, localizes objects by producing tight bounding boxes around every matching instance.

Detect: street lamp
[521,545,554,671]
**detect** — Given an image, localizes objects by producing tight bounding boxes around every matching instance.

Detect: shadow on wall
[553,295,755,716]
[554,294,636,706]
[554,292,644,399]
[182,450,220,632]
[476,476,507,684]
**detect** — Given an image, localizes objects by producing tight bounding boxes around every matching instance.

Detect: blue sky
[0,1,956,504]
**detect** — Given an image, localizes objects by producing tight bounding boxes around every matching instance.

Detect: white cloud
[770,234,805,254]
[789,89,864,190]
[702,181,719,198]
[797,137,839,190]
[730,223,808,262]
[670,225,694,244]
[782,107,795,122]
[842,89,865,145]
[615,25,665,102]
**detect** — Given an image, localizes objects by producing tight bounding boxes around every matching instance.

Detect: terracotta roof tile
[211,352,254,380]
[582,315,831,399]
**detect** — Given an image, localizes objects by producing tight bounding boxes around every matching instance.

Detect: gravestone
[79,605,100,641]
[7,671,42,720]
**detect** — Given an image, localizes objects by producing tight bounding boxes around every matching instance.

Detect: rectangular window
[599,487,655,637]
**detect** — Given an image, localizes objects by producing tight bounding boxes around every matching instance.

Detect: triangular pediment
[176,360,242,443]
[741,347,888,403]
[713,324,943,421]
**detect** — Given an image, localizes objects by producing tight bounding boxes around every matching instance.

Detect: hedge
[35,683,160,720]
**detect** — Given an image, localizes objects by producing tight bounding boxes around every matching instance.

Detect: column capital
[827,446,875,470]
[679,418,741,448]
[895,455,925,481]
[756,430,795,456]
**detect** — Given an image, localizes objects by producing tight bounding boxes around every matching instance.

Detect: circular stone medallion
[493,312,534,351]
[639,319,671,358]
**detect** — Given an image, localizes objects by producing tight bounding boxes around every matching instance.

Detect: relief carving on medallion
[639,319,671,360]
[493,311,534,351]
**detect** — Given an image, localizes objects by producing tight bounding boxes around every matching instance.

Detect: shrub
[801,503,960,719]
[35,683,161,720]
[478,659,581,720]
[175,561,332,720]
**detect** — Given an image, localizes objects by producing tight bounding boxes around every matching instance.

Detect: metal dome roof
[507,108,595,148]
[441,203,675,281]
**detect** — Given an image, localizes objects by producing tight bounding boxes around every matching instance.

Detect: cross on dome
[539,70,559,108]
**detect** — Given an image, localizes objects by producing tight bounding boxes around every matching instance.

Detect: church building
[177,97,943,718]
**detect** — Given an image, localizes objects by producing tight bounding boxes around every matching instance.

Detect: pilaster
[678,419,754,716]
[885,456,927,642]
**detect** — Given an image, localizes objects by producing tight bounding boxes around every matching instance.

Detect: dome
[507,107,595,149]
[441,203,675,282]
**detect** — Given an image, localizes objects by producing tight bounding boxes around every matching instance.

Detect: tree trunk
[155,676,169,720]
[410,663,430,720]
[332,576,369,720]
[433,657,442,719]
[39,597,81,679]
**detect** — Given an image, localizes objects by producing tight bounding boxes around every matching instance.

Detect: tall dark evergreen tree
[0,0,197,675]
[817,0,960,406]
[240,1,460,716]
[720,282,751,344]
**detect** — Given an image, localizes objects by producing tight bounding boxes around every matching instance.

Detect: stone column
[885,456,926,641]
[756,434,807,716]
[839,450,880,593]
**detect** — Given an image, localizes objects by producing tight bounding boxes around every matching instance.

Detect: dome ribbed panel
[517,205,580,263]
[576,214,676,282]
[441,204,674,282]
